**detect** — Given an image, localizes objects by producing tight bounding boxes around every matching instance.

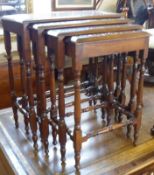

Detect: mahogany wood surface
[29,23,148,169]
[64,30,149,169]
[0,58,85,109]
[1,10,150,172]
[30,18,137,157]
[1,10,123,151]
[43,23,142,164]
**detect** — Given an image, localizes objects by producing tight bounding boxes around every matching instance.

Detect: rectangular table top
[1,10,121,24]
[46,23,142,37]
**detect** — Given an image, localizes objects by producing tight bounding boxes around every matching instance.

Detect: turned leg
[127,52,138,138]
[4,30,19,128]
[47,47,57,145]
[93,57,99,106]
[38,64,49,154]
[88,58,93,105]
[17,35,29,135]
[101,56,108,120]
[117,54,127,123]
[106,55,114,126]
[32,41,41,117]
[73,69,82,171]
[34,35,50,154]
[56,41,67,164]
[133,51,145,145]
[114,54,121,122]
[57,68,67,163]
[31,41,44,144]
[22,33,38,150]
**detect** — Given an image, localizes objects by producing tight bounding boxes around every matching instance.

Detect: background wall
[33,0,52,13]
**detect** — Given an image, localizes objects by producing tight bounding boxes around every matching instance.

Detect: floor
[0,84,154,175]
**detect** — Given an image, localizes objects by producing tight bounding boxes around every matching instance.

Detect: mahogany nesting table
[63,30,149,169]
[30,19,147,169]
[1,11,150,171]
[1,11,121,150]
[29,17,131,155]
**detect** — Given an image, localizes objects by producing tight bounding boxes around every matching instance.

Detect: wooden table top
[32,18,130,31]
[46,23,142,37]
[69,30,149,43]
[1,10,121,24]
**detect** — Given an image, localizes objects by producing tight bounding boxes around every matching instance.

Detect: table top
[69,30,150,43]
[1,10,121,24]
[32,18,129,31]
[46,24,142,37]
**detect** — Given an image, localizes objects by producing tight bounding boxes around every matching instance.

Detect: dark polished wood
[1,10,122,150]
[43,23,142,161]
[0,57,98,109]
[2,10,150,172]
[30,17,129,151]
[64,30,149,169]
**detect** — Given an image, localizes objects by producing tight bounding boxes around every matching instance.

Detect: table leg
[37,62,49,154]
[47,47,57,145]
[56,41,67,163]
[127,51,138,138]
[88,57,93,105]
[133,51,146,145]
[31,41,44,145]
[93,57,99,106]
[37,39,49,154]
[114,54,121,122]
[117,54,127,122]
[106,55,114,126]
[17,35,29,135]
[101,56,108,120]
[74,68,82,171]
[4,30,18,128]
[22,32,38,150]
[31,41,41,118]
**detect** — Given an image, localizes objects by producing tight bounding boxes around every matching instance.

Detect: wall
[98,0,117,12]
[33,0,52,13]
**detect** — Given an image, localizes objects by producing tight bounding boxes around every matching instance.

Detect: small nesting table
[63,30,149,169]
